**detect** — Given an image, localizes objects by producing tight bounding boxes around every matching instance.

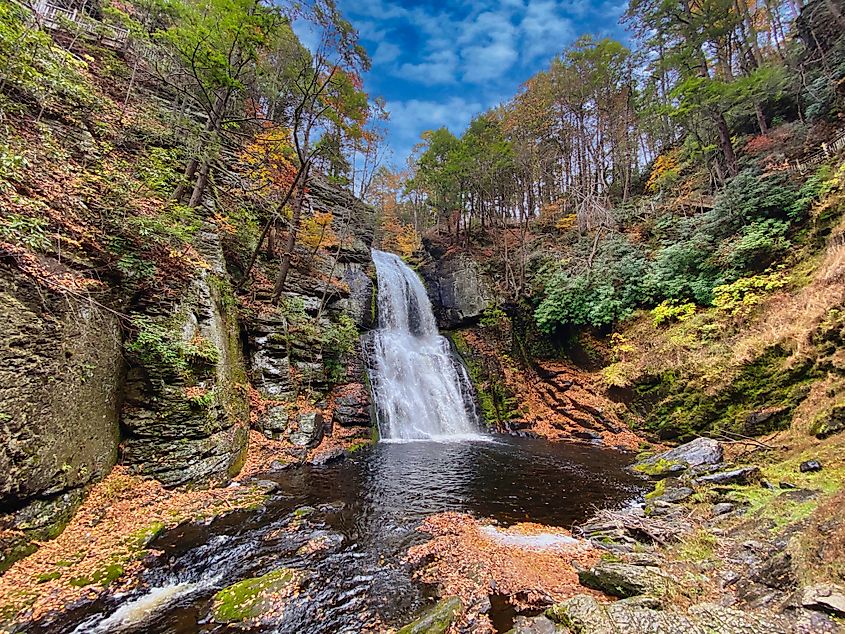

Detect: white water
[367,250,482,441]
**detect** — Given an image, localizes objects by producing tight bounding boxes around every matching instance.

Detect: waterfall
[366,250,481,441]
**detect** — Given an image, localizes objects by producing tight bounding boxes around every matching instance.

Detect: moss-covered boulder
[577,563,671,598]
[398,596,463,634]
[211,568,301,624]
[633,437,722,478]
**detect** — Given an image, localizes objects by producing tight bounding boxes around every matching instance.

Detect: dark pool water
[36,436,645,634]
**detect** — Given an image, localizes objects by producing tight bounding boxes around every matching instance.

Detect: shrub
[651,300,696,327]
[0,213,51,251]
[712,269,789,315]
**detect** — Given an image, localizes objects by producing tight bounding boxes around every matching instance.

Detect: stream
[35,251,646,633]
[39,436,644,633]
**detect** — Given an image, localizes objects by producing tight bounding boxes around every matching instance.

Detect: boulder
[398,596,463,634]
[507,614,567,633]
[633,437,723,478]
[801,584,845,617]
[712,502,735,516]
[799,460,822,473]
[547,594,796,633]
[289,412,324,448]
[577,563,671,598]
[693,466,761,486]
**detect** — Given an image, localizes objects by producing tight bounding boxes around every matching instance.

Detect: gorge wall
[0,175,378,571]
[419,243,641,449]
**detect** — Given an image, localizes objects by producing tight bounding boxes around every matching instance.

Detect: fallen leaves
[405,512,601,626]
[0,467,265,629]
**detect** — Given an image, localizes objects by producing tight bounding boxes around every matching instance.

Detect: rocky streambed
[22,436,643,634]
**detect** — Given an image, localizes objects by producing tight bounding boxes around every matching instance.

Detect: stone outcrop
[421,248,491,329]
[577,563,672,598]
[0,264,123,569]
[545,594,799,634]
[633,437,724,477]
[121,227,249,487]
[244,177,377,441]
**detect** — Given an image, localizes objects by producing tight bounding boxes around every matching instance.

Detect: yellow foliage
[646,153,680,193]
[555,213,577,231]
[299,211,338,251]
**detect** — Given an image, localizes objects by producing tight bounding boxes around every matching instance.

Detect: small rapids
[366,250,482,440]
[36,438,645,634]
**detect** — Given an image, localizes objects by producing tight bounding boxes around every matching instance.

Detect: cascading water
[366,249,481,441]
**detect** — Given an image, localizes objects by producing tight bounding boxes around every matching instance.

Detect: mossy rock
[398,596,463,634]
[633,458,684,478]
[68,562,125,587]
[809,402,845,438]
[212,568,299,624]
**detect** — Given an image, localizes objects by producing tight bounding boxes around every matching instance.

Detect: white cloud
[372,41,401,65]
[386,96,484,157]
[398,49,459,85]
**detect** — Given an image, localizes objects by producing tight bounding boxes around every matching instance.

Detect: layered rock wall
[0,264,123,568]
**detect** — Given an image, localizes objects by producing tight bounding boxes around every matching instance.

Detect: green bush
[651,300,696,327]
[0,3,95,114]
[127,315,219,380]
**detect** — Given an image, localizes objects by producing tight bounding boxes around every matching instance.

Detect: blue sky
[333,0,630,164]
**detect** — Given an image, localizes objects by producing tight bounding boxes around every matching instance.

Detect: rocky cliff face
[0,264,123,569]
[245,177,376,444]
[420,246,491,329]
[121,227,249,487]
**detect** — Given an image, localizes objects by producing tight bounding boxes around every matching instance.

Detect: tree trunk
[713,111,738,176]
[272,164,311,304]
[188,159,211,208]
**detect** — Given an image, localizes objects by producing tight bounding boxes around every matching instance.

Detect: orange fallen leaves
[406,512,601,626]
[0,467,265,629]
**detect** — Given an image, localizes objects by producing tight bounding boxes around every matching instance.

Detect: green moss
[212,568,297,623]
[35,571,61,583]
[809,402,845,439]
[634,346,815,440]
[634,458,682,478]
[447,331,518,427]
[645,478,667,500]
[69,562,125,587]
[397,596,462,634]
[127,521,165,551]
[677,529,716,562]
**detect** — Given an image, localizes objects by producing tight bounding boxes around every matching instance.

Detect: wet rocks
[576,562,671,599]
[633,437,723,478]
[310,447,346,466]
[397,596,463,634]
[332,382,372,427]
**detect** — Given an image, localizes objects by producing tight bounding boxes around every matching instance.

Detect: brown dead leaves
[406,512,600,617]
[0,467,265,628]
